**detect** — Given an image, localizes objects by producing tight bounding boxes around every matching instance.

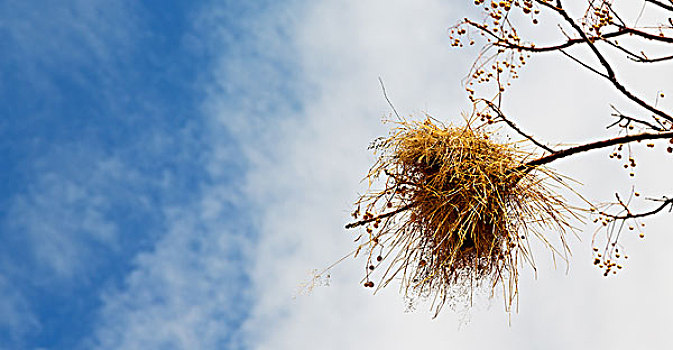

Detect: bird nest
[347,117,576,315]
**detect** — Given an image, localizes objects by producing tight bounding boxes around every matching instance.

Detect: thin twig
[607,105,664,131]
[559,49,609,78]
[629,53,673,63]
[480,99,557,153]
[345,204,412,229]
[605,2,627,27]
[602,196,673,219]
[379,77,402,121]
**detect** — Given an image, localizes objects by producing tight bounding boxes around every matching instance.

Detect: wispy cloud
[0,0,236,348]
[84,2,300,348]
[0,276,40,349]
[2,154,134,282]
[89,196,252,349]
[0,0,137,70]
[0,1,154,347]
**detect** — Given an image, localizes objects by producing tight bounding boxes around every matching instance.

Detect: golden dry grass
[349,116,577,315]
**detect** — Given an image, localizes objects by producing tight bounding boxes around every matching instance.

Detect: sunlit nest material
[348,116,577,316]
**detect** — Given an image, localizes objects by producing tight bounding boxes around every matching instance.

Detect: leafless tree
[445,0,673,275]
[338,0,673,314]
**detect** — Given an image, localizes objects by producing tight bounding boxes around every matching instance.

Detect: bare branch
[536,0,673,123]
[523,130,673,168]
[480,99,557,153]
[604,2,627,27]
[345,204,411,229]
[559,49,610,79]
[616,26,673,44]
[602,196,673,219]
[603,40,673,63]
[645,0,673,12]
[536,0,616,77]
[607,104,665,131]
[495,30,629,53]
[629,53,673,63]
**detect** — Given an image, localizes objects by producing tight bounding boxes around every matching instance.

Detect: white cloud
[89,186,253,349]
[232,1,673,349]
[0,276,40,349]
[2,156,133,282]
[0,0,139,101]
[0,0,137,67]
[85,2,305,348]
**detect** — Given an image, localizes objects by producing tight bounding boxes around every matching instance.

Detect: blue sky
[0,1,261,348]
[1,1,672,349]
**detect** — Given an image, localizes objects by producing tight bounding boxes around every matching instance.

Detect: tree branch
[536,0,673,123]
[607,108,666,131]
[480,99,557,153]
[617,26,673,44]
[629,53,673,63]
[645,0,673,12]
[345,204,412,229]
[523,130,673,169]
[536,0,616,77]
[559,49,609,78]
[602,196,673,219]
[495,30,629,53]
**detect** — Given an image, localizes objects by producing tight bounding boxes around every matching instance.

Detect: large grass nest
[348,117,577,315]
